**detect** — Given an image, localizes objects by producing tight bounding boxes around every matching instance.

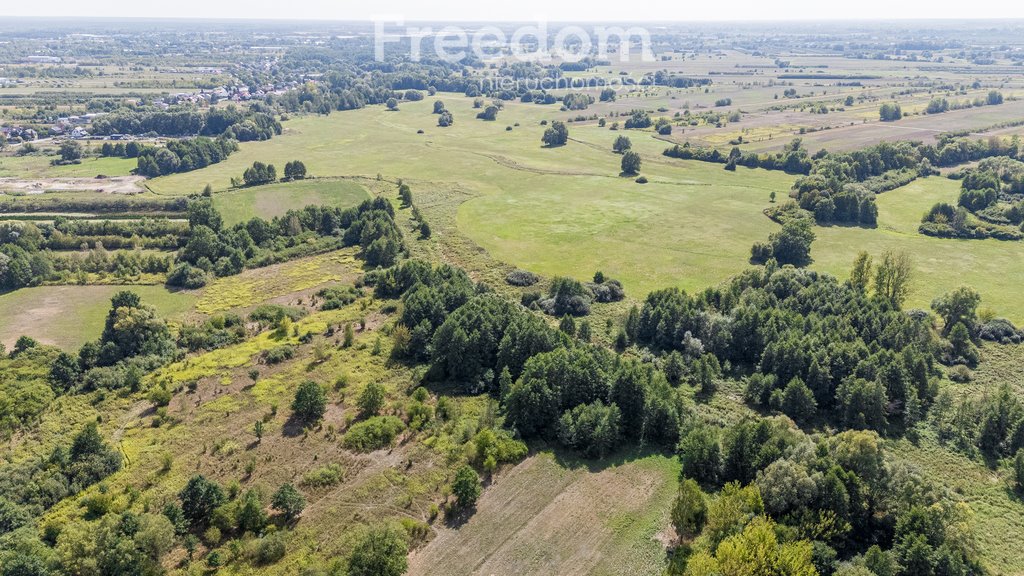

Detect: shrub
[347,525,408,576]
[301,464,344,488]
[253,533,286,564]
[750,241,773,263]
[262,345,295,364]
[166,263,207,288]
[249,304,305,325]
[357,382,386,417]
[505,269,539,286]
[342,416,405,452]
[318,286,360,310]
[947,364,972,383]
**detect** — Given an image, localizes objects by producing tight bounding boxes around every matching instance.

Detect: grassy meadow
[0,284,196,350]
[147,96,1024,321]
[212,178,369,225]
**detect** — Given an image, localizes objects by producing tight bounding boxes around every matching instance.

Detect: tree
[849,251,873,293]
[343,322,355,348]
[864,545,897,576]
[347,525,408,576]
[271,483,306,522]
[398,184,413,207]
[1014,450,1024,492]
[780,377,817,424]
[451,465,482,509]
[621,150,642,175]
[178,475,225,526]
[947,322,979,366]
[237,490,268,533]
[879,102,902,121]
[59,141,82,162]
[386,98,399,111]
[291,380,327,424]
[357,381,386,417]
[433,100,446,114]
[0,552,50,576]
[931,286,981,335]
[243,161,276,186]
[612,135,632,154]
[671,478,707,540]
[874,250,913,307]
[542,121,569,146]
[477,105,498,121]
[253,420,263,442]
[678,425,721,484]
[769,219,815,267]
[438,110,454,127]
[557,401,622,458]
[49,351,81,391]
[692,516,816,576]
[283,160,307,180]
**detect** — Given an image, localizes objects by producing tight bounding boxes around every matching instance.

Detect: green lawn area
[213,178,370,225]
[144,97,1024,322]
[0,154,136,179]
[0,285,196,350]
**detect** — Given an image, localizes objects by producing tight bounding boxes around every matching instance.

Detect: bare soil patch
[0,175,146,194]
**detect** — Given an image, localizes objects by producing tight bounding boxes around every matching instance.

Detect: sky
[2,0,1024,22]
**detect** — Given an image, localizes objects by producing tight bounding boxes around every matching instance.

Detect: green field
[146,98,1024,322]
[0,284,196,350]
[0,154,137,179]
[212,178,370,225]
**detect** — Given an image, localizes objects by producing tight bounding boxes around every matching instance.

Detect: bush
[263,345,295,364]
[947,364,972,383]
[505,269,539,286]
[302,464,344,488]
[539,276,592,317]
[342,416,405,452]
[249,304,305,326]
[978,318,1022,344]
[750,241,773,263]
[347,525,408,576]
[166,263,207,288]
[253,533,286,564]
[318,286,360,310]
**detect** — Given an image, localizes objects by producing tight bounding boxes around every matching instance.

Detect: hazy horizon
[2,0,1023,23]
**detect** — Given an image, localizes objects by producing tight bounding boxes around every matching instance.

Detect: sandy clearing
[0,175,146,194]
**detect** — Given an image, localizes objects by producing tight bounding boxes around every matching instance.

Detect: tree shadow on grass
[281,414,315,438]
[549,442,674,475]
[442,503,477,529]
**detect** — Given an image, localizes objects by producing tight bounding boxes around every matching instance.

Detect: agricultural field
[409,452,679,576]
